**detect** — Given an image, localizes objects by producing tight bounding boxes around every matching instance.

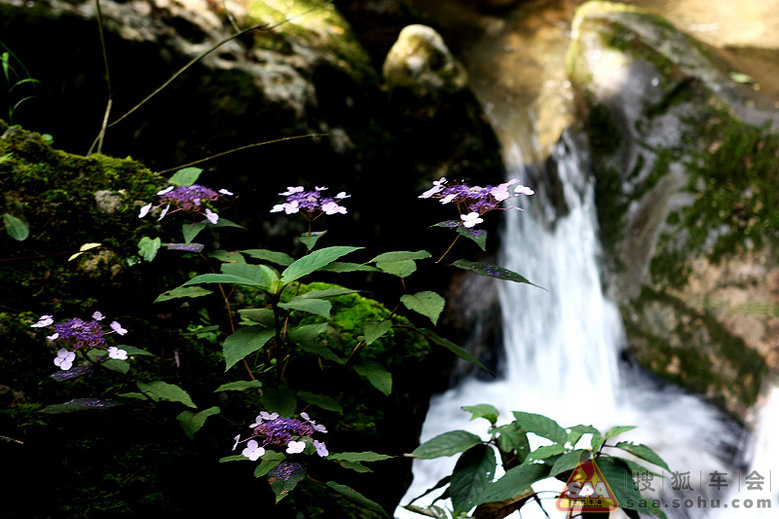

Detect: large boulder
[567,1,779,416]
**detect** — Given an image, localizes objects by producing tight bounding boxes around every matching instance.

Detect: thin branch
[88,0,113,155]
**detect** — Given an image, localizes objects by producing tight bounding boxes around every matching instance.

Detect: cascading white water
[396,128,756,518]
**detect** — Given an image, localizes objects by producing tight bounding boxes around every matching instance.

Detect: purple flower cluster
[270,186,349,216]
[233,411,328,461]
[139,184,233,224]
[419,177,534,228]
[31,312,129,371]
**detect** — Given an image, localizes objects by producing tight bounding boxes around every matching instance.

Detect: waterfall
[396,126,755,518]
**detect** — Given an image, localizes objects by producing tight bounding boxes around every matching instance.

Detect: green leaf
[597,457,668,518]
[353,361,392,396]
[279,297,331,319]
[299,287,358,299]
[462,404,500,425]
[222,326,275,371]
[327,452,394,463]
[287,322,329,343]
[370,250,431,278]
[417,328,492,374]
[208,249,246,263]
[118,345,155,357]
[335,460,373,473]
[268,461,306,503]
[101,358,130,374]
[591,434,606,452]
[176,406,220,439]
[299,231,326,251]
[137,381,196,408]
[475,463,548,505]
[567,424,601,447]
[260,385,296,417]
[238,308,275,327]
[410,430,483,459]
[605,425,637,439]
[154,286,213,303]
[243,249,294,266]
[364,320,392,346]
[138,236,161,262]
[550,449,590,477]
[3,213,29,241]
[183,263,276,289]
[318,262,380,273]
[495,423,531,464]
[450,444,496,513]
[456,226,487,251]
[297,341,344,364]
[215,380,263,392]
[182,223,205,244]
[400,291,445,325]
[168,166,201,186]
[297,391,343,413]
[613,442,670,471]
[219,455,247,463]
[511,411,568,444]
[40,398,120,413]
[254,451,285,477]
[526,443,565,461]
[452,260,543,289]
[325,481,388,516]
[281,246,362,284]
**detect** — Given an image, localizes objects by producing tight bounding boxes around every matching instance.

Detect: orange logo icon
[556,456,619,513]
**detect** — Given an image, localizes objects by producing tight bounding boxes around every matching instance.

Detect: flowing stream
[396,124,762,518]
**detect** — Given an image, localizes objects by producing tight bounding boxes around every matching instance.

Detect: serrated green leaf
[138,236,161,262]
[137,381,196,408]
[336,460,373,473]
[215,380,263,392]
[182,223,205,244]
[452,260,543,289]
[183,263,276,289]
[450,444,496,513]
[370,250,431,278]
[260,385,296,417]
[364,320,392,345]
[568,424,601,447]
[417,328,492,374]
[243,249,294,266]
[456,226,487,251]
[400,291,445,325]
[411,430,483,459]
[223,326,275,371]
[3,213,29,241]
[238,308,274,327]
[299,287,358,299]
[268,461,306,503]
[254,451,285,476]
[297,391,343,413]
[462,404,500,425]
[176,406,220,439]
[613,442,670,471]
[101,358,130,374]
[281,246,362,284]
[318,262,380,273]
[353,361,392,395]
[288,322,329,343]
[605,425,637,439]
[495,423,531,464]
[598,457,668,518]
[550,449,591,477]
[369,250,432,263]
[279,297,331,319]
[168,167,201,186]
[526,443,565,461]
[208,249,246,263]
[325,481,388,516]
[475,462,548,505]
[511,411,568,444]
[591,434,606,452]
[154,286,212,303]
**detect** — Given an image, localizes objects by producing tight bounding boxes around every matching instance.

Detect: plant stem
[436,234,460,263]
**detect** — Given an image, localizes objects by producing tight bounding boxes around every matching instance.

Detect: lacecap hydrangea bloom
[233,411,328,460]
[419,177,534,228]
[139,184,233,223]
[270,186,349,216]
[31,311,129,371]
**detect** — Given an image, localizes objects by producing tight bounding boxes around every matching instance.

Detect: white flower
[440,193,457,205]
[321,201,346,215]
[138,203,152,218]
[313,440,329,457]
[315,186,328,191]
[158,204,170,221]
[280,186,304,196]
[335,191,350,199]
[260,411,279,421]
[286,441,306,454]
[490,179,519,202]
[110,321,128,336]
[514,184,535,196]
[461,212,483,228]
[54,348,76,370]
[107,347,128,360]
[92,311,105,321]
[157,186,175,196]
[46,333,59,341]
[218,189,233,196]
[419,177,447,199]
[232,434,242,451]
[242,439,265,461]
[205,208,219,224]
[32,315,54,328]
